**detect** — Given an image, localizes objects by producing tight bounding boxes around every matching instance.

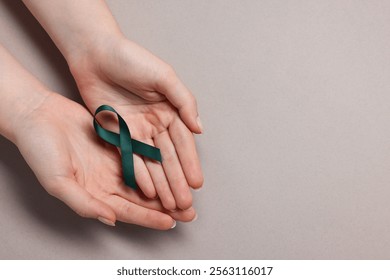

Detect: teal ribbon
[93,105,162,189]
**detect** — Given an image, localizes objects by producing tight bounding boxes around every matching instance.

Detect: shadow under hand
[0,136,185,253]
[0,136,99,244]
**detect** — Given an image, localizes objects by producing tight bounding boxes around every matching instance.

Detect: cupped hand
[68,37,204,210]
[14,93,196,229]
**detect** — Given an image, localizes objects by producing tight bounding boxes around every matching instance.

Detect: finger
[114,187,167,210]
[45,177,116,226]
[145,158,176,210]
[116,145,156,198]
[169,207,197,222]
[133,154,156,199]
[143,139,176,210]
[115,189,196,222]
[156,67,203,134]
[169,118,204,189]
[107,195,175,230]
[132,90,167,102]
[154,131,193,210]
[113,185,196,222]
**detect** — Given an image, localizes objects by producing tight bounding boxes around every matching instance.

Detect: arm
[0,44,49,143]
[22,0,204,210]
[0,44,196,229]
[0,44,117,224]
[22,0,203,134]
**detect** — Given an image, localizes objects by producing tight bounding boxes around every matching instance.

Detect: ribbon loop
[93,104,162,189]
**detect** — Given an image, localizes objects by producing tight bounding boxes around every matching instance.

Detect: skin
[0,44,196,229]
[23,0,204,210]
[68,37,204,210]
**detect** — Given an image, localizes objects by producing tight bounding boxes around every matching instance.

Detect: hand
[67,37,204,210]
[14,93,196,229]
[22,0,204,210]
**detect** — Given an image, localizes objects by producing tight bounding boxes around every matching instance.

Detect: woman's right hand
[14,92,196,229]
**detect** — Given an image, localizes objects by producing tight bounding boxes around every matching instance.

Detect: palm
[17,94,195,229]
[69,40,203,211]
[78,79,196,211]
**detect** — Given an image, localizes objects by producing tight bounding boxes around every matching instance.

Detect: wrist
[64,30,124,68]
[2,87,52,145]
[23,0,124,67]
[0,44,53,144]
[11,90,52,146]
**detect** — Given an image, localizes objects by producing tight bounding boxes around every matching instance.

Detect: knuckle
[162,149,177,162]
[75,197,94,218]
[170,175,186,187]
[143,209,154,222]
[187,94,196,105]
[163,64,176,78]
[177,193,192,210]
[158,64,177,87]
[75,209,88,218]
[44,181,64,198]
[119,202,131,217]
[154,177,168,189]
[45,186,60,198]
[141,91,164,101]
[162,199,176,211]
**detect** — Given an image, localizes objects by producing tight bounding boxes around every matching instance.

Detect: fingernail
[193,187,202,192]
[196,116,204,133]
[171,220,177,229]
[98,217,116,227]
[192,214,198,222]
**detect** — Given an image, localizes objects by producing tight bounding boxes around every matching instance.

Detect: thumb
[45,177,117,226]
[157,67,203,134]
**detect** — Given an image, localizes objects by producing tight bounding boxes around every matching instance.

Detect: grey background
[1,0,390,259]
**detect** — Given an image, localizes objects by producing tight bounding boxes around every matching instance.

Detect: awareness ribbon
[93,105,162,189]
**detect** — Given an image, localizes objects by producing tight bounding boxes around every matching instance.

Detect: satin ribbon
[93,105,162,189]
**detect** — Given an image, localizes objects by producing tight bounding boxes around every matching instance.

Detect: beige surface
[1,0,390,259]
